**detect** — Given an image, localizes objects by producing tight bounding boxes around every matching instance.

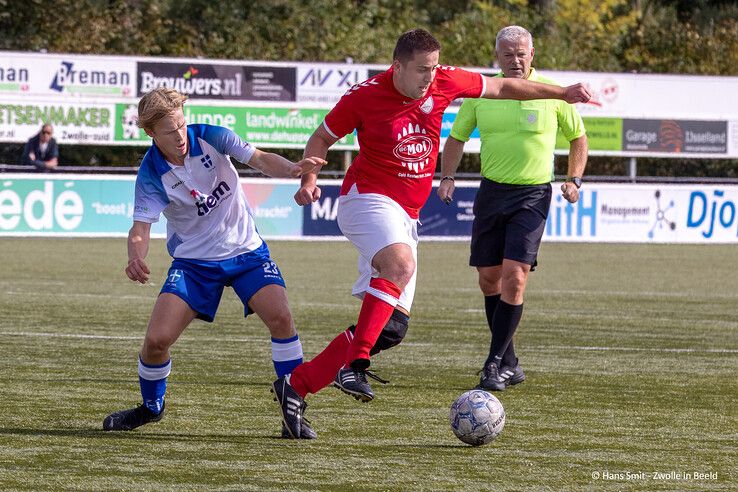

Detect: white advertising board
[0,53,136,98]
[544,183,738,243]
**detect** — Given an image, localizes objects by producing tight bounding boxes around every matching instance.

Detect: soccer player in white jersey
[102,88,324,439]
[274,29,590,422]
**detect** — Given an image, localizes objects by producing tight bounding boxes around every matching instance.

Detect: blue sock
[271,334,303,378]
[138,357,171,415]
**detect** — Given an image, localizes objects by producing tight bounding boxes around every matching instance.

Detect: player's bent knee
[383,259,415,288]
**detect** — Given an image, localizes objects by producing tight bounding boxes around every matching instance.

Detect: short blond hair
[137,88,187,131]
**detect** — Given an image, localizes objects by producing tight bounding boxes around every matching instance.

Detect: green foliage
[3,0,735,74]
[621,2,738,75]
[1,0,737,175]
[437,1,534,67]
[534,0,641,71]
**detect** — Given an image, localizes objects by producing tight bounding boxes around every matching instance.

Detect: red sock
[346,277,401,367]
[290,328,353,398]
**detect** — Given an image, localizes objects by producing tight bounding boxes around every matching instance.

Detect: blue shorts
[160,242,286,322]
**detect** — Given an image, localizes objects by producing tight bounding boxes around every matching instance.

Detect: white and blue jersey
[133,124,261,260]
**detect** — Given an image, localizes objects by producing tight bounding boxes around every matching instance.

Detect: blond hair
[137,88,187,131]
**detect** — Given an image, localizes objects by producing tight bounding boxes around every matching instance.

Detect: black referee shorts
[469,178,552,268]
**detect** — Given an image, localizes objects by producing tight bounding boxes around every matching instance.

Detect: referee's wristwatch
[566,176,583,189]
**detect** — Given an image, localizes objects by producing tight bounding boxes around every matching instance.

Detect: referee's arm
[561,135,588,203]
[567,135,588,179]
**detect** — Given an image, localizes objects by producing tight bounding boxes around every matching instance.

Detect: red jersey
[323,66,485,218]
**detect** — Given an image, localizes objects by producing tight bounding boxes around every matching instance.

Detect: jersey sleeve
[322,92,361,140]
[557,102,586,142]
[198,125,256,164]
[441,66,486,100]
[132,158,169,223]
[449,99,478,143]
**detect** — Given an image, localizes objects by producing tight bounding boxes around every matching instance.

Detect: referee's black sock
[486,300,524,367]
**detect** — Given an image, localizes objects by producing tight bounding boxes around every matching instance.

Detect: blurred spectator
[22,124,58,171]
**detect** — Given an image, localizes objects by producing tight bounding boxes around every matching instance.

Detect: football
[449,389,505,446]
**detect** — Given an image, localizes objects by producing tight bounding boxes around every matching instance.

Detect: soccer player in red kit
[271,28,590,438]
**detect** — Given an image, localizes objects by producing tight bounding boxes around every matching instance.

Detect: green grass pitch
[0,238,736,490]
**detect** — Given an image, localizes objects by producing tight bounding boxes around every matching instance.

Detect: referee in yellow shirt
[438,25,588,391]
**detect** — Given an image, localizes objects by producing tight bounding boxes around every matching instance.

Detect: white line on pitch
[0,331,260,343]
[525,345,738,354]
[1,331,736,353]
[1,291,349,307]
[452,288,738,299]
[2,291,153,299]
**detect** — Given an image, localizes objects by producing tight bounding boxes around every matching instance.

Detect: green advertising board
[0,101,114,144]
[114,104,354,147]
[556,117,622,151]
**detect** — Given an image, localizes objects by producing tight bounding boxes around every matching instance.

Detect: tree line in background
[1,0,736,177]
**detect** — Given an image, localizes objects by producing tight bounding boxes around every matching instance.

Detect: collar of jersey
[187,125,205,157]
[497,67,538,81]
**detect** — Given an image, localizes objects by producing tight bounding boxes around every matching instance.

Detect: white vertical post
[629,157,637,182]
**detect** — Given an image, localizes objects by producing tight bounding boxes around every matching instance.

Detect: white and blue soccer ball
[449,389,505,446]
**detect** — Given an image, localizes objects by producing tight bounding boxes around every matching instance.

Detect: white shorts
[337,187,418,311]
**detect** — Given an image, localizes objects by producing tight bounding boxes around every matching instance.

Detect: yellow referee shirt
[449,69,585,185]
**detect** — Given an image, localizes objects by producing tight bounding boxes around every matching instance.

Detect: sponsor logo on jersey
[194,181,232,216]
[190,188,207,204]
[393,122,432,174]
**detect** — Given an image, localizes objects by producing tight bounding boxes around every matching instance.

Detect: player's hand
[291,157,326,178]
[125,258,151,284]
[437,179,455,205]
[563,83,591,104]
[294,184,321,206]
[560,182,580,203]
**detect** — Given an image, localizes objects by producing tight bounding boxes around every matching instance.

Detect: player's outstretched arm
[294,125,339,206]
[126,220,152,284]
[483,76,591,104]
[247,149,326,179]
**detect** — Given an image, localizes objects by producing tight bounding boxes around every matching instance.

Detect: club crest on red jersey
[419,95,434,114]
